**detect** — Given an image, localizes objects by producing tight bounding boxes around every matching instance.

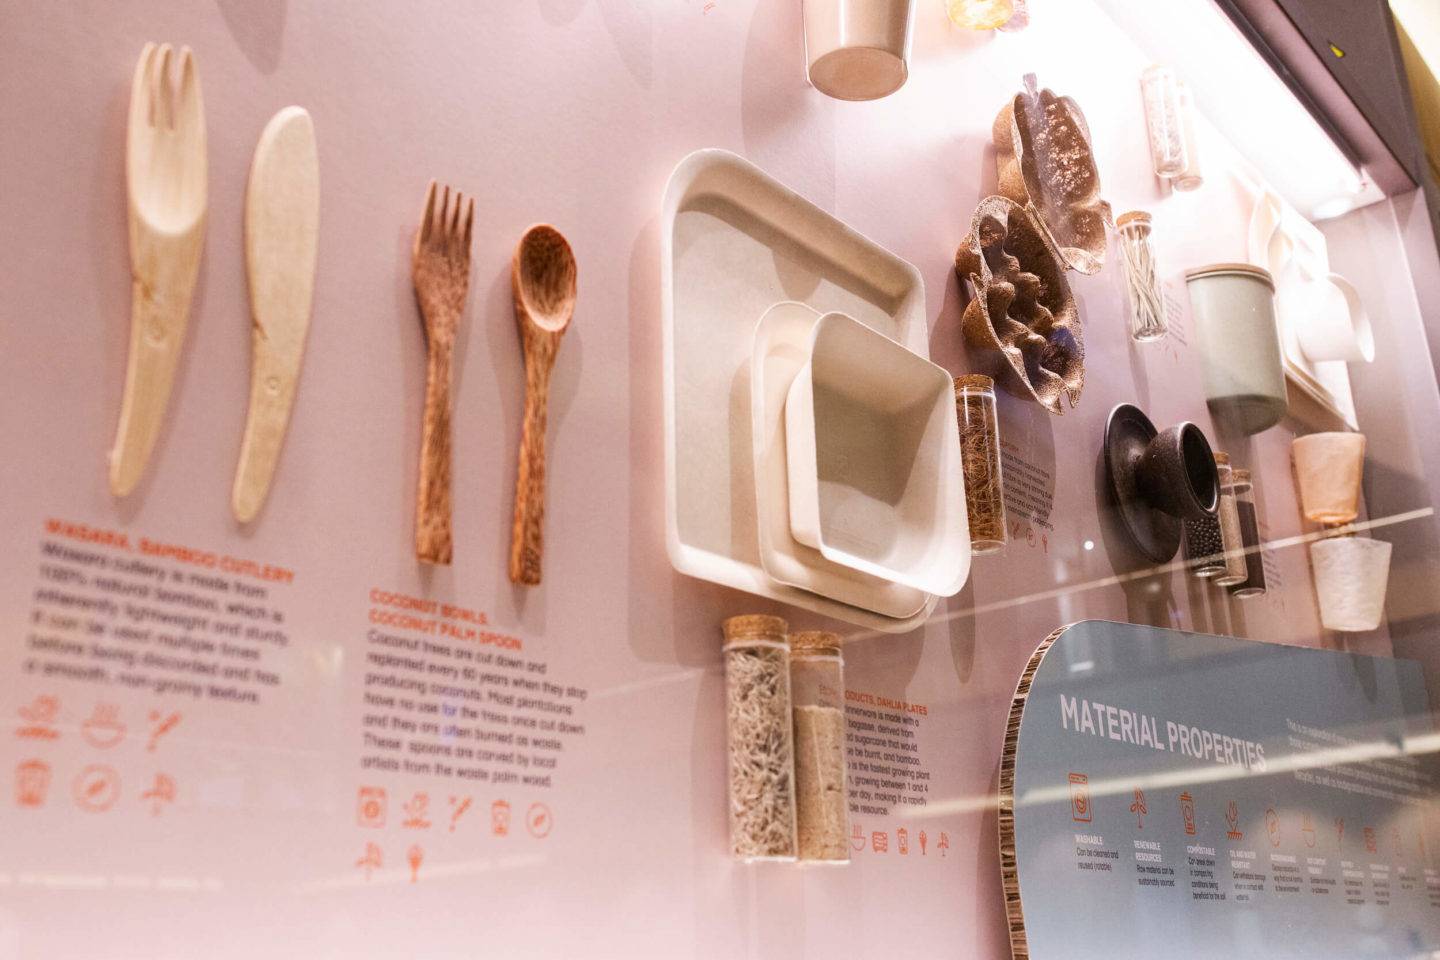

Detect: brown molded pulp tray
[661,148,938,632]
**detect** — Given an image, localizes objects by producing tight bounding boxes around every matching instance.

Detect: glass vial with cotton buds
[789,631,849,864]
[722,615,797,862]
[1140,65,1188,179]
[1116,211,1167,343]
[955,375,1008,554]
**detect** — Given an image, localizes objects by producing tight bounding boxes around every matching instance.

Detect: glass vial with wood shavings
[1140,65,1188,179]
[1172,80,1204,191]
[1182,450,1227,579]
[790,631,849,864]
[945,0,1013,30]
[1212,453,1248,587]
[955,375,1007,554]
[1226,469,1267,599]
[1116,211,1167,343]
[722,615,797,862]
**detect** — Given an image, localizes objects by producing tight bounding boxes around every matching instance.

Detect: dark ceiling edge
[1213,0,1417,196]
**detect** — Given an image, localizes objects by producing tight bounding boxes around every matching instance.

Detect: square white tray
[660,148,937,632]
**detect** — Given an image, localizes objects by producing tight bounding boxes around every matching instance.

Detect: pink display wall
[0,0,1429,957]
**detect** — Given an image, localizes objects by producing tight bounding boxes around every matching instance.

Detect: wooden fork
[411,180,474,565]
[109,42,207,496]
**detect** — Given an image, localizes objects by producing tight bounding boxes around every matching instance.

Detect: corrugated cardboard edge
[998,622,1075,960]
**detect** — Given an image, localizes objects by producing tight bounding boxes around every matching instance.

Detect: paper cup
[803,0,914,102]
[1310,536,1391,632]
[1293,273,1374,364]
[1292,432,1365,524]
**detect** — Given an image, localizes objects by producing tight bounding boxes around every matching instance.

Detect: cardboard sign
[1003,621,1440,959]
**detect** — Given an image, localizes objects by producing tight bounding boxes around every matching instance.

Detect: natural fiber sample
[793,704,848,861]
[955,196,1083,414]
[725,642,797,859]
[994,74,1111,275]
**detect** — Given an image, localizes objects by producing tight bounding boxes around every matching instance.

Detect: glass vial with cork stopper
[722,615,797,862]
[1182,449,1226,578]
[955,374,1007,554]
[789,631,849,864]
[1116,211,1167,343]
[1226,469,1267,599]
[1212,453,1248,586]
[1172,80,1204,191]
[1140,65,1188,179]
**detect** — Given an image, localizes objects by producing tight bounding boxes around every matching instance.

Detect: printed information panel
[1007,621,1440,959]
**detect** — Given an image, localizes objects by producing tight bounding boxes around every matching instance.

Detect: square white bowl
[784,312,969,596]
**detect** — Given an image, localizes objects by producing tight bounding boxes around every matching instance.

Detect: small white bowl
[784,312,969,597]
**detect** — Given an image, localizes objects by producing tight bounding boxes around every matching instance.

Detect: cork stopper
[722,614,788,646]
[1115,210,1152,229]
[789,630,842,657]
[1213,451,1230,466]
[954,373,995,395]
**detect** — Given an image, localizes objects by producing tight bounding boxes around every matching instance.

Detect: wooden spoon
[508,225,577,585]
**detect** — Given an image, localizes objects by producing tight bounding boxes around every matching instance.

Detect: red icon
[1226,801,1243,841]
[1364,827,1378,854]
[448,795,472,832]
[357,786,387,828]
[16,695,60,740]
[1265,808,1281,847]
[491,799,511,837]
[356,842,383,880]
[937,832,950,857]
[919,829,929,855]
[851,823,867,852]
[147,711,181,752]
[1302,814,1316,849]
[81,703,126,748]
[142,773,176,815]
[1335,818,1346,847]
[872,831,888,853]
[407,845,423,883]
[402,792,431,829]
[1069,773,1092,823]
[897,827,910,855]
[1180,792,1196,836]
[1130,789,1148,830]
[16,759,51,807]
[526,802,553,839]
[73,764,120,812]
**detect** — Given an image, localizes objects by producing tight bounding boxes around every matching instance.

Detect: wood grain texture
[411,181,474,565]
[508,225,577,586]
[998,623,1074,960]
[109,43,207,496]
[232,106,319,523]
